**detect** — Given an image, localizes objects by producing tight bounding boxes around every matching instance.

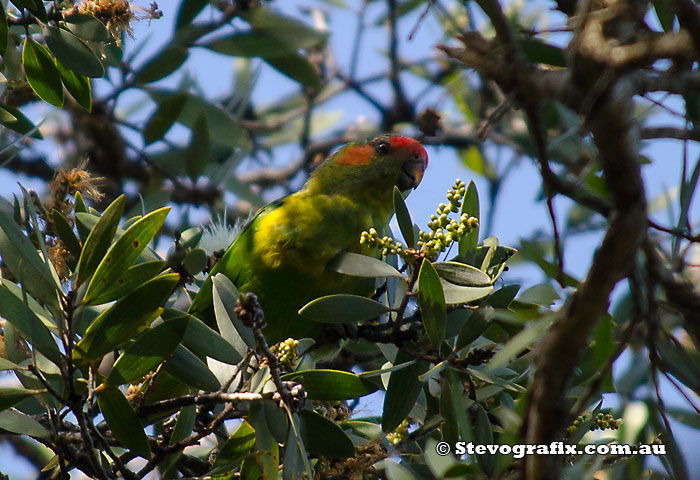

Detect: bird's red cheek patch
[337,145,375,165]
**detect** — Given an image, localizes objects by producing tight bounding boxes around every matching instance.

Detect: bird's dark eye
[375,141,391,155]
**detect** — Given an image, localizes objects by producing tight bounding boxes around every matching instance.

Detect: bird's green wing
[187,198,285,325]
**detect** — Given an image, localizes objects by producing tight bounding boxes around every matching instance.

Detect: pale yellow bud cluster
[566,412,622,436]
[360,179,478,263]
[417,180,478,260]
[360,228,407,258]
[590,412,622,431]
[270,337,299,370]
[386,419,410,445]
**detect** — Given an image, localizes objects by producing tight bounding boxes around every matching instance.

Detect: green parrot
[188,135,428,342]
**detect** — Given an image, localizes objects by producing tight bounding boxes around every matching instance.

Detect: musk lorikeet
[188,135,428,342]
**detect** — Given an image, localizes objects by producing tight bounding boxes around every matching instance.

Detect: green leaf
[282,369,378,401]
[74,191,87,214]
[300,409,354,458]
[339,420,382,440]
[97,386,151,459]
[519,38,567,67]
[593,314,615,370]
[417,259,446,347]
[214,420,256,469]
[84,206,170,304]
[76,194,125,288]
[0,106,16,122]
[456,309,489,350]
[517,284,560,306]
[459,180,479,261]
[183,247,207,275]
[382,350,429,432]
[164,345,221,391]
[75,212,160,264]
[206,31,296,58]
[212,274,256,354]
[75,273,179,360]
[169,404,196,446]
[393,186,415,247]
[248,401,279,480]
[0,209,58,305]
[10,0,46,21]
[44,26,104,78]
[55,60,92,112]
[485,284,520,308]
[175,0,209,30]
[0,285,61,365]
[425,437,459,478]
[86,260,166,305]
[474,239,517,281]
[264,53,321,90]
[135,46,188,84]
[51,209,81,258]
[0,409,49,438]
[22,37,63,107]
[486,315,553,371]
[241,8,328,49]
[655,337,700,392]
[176,310,246,365]
[653,0,674,32]
[461,146,490,177]
[440,279,493,305]
[329,251,403,278]
[185,113,210,180]
[283,414,307,480]
[474,405,494,473]
[299,294,390,323]
[385,461,420,480]
[143,93,188,144]
[0,387,44,412]
[0,3,8,56]
[667,408,700,430]
[205,10,327,57]
[0,358,19,371]
[64,12,110,41]
[180,227,203,249]
[148,91,250,151]
[0,104,42,139]
[434,261,492,286]
[440,370,473,445]
[107,315,189,385]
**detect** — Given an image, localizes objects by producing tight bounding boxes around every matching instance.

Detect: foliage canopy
[0,1,700,479]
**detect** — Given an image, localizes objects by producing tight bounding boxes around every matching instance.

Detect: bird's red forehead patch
[392,136,429,167]
[389,136,414,149]
[336,145,374,165]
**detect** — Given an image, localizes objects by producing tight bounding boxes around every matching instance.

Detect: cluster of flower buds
[360,179,478,262]
[590,412,622,431]
[417,180,478,260]
[567,412,622,436]
[270,337,299,370]
[360,228,406,257]
[386,419,410,446]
